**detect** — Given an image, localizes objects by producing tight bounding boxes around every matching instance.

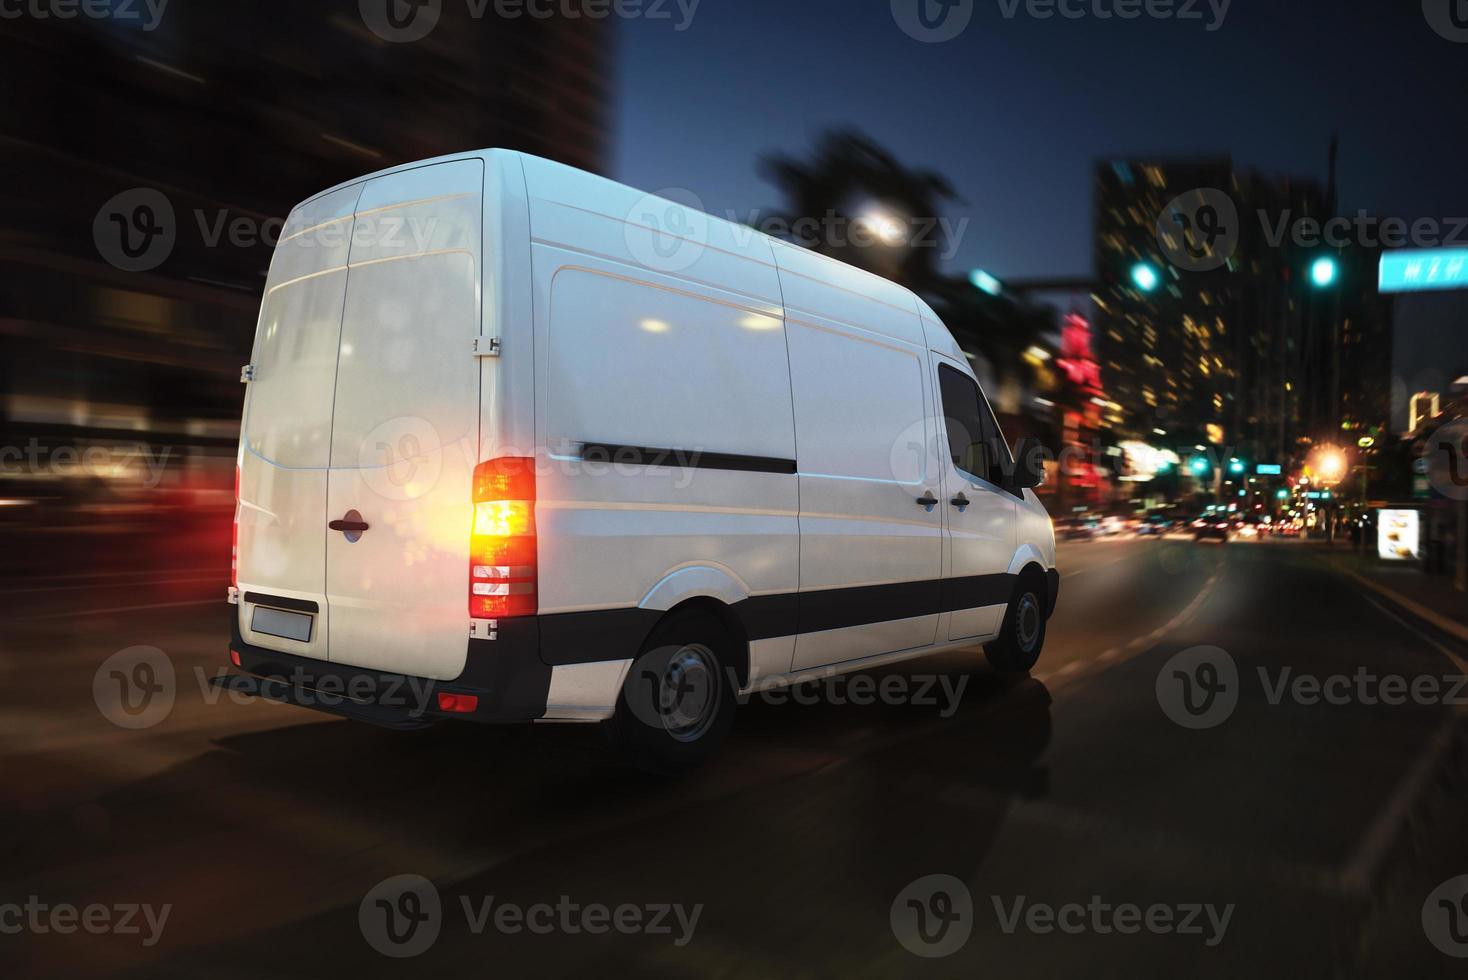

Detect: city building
[1410,391,1442,433]
[1093,156,1394,496]
[0,9,610,504]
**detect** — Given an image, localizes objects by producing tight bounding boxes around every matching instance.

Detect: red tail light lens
[437,692,480,714]
[231,464,240,589]
[470,457,536,619]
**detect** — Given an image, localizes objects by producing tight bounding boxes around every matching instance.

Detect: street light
[1131,262,1160,292]
[1228,458,1246,475]
[1311,256,1339,288]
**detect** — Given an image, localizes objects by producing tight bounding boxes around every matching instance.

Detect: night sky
[613,0,1468,417]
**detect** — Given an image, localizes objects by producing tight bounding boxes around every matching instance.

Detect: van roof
[291,148,964,360]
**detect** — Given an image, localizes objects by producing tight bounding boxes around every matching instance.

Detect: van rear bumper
[226,610,552,726]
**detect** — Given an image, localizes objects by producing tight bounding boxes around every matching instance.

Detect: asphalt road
[3,535,1467,977]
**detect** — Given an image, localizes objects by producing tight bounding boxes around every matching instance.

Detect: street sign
[1379,248,1468,293]
[1255,464,1282,476]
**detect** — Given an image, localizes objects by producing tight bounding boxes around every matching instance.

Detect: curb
[1325,560,1468,649]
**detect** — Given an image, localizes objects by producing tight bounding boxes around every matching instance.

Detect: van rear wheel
[604,609,738,774]
[984,577,1047,674]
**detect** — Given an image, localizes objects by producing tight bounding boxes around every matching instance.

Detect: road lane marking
[1331,585,1468,899]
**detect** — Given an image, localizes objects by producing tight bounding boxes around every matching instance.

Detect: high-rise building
[0,8,610,495]
[1093,157,1393,475]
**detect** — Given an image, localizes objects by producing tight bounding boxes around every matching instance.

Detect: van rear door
[236,183,362,659]
[322,159,485,681]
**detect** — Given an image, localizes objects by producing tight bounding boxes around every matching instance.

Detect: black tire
[984,576,1047,674]
[603,608,739,774]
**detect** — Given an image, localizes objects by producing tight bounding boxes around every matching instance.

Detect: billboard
[1377,509,1420,562]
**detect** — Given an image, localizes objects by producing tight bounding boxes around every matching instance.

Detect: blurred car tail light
[469,457,536,619]
[231,464,240,589]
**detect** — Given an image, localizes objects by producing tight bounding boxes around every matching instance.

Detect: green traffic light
[1131,263,1160,292]
[1311,257,1339,288]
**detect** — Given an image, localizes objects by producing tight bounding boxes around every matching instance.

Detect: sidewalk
[1313,542,1468,647]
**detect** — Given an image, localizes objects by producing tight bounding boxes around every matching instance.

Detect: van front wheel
[984,579,1047,674]
[604,609,738,774]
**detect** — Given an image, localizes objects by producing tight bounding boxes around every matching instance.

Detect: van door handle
[328,519,370,533]
[916,492,939,510]
[951,493,970,511]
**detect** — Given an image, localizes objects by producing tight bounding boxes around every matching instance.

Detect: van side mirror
[1006,438,1045,491]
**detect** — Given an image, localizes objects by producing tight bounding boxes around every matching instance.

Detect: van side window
[937,364,989,483]
[975,389,1014,475]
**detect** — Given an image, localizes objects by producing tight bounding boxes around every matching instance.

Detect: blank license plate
[251,606,313,642]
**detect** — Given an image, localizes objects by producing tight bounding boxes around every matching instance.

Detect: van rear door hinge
[472,337,502,358]
[240,364,256,382]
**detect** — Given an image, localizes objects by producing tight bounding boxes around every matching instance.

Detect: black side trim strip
[579,443,796,476]
[940,574,1016,614]
[243,592,319,614]
[538,607,663,666]
[798,580,945,634]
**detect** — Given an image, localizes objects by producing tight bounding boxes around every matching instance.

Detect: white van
[225,149,1059,770]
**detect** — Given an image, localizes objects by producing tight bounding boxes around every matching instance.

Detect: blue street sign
[1255,464,1282,476]
[1379,249,1468,293]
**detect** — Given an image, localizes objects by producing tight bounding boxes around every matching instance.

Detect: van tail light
[470,457,537,619]
[231,464,240,589]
